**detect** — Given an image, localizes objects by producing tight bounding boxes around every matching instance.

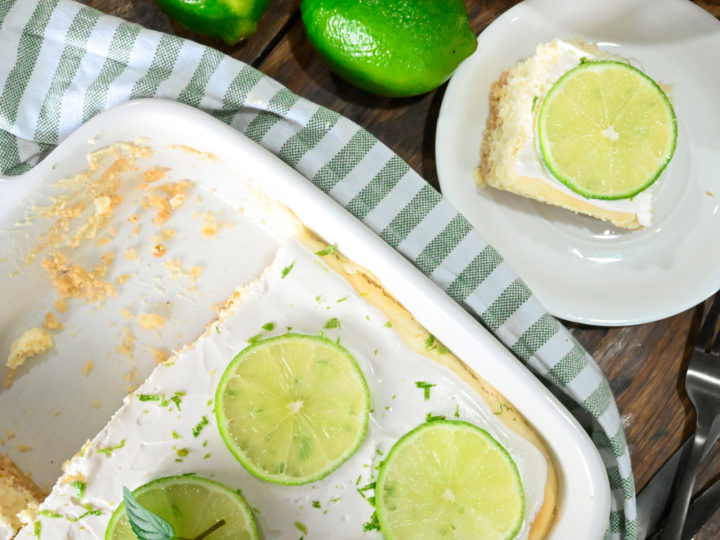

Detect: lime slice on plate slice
[537,60,677,200]
[376,420,524,540]
[105,475,258,540]
[216,333,370,485]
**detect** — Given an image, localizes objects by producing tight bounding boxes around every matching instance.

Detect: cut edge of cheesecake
[476,41,647,230]
[0,455,45,537]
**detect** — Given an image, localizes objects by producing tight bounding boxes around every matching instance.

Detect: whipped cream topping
[512,40,654,225]
[17,237,547,540]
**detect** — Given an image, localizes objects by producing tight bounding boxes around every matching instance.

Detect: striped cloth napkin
[0,0,636,537]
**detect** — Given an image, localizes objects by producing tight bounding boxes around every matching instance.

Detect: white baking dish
[0,99,609,538]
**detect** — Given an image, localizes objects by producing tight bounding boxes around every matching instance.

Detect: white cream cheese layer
[17,239,547,540]
[511,39,654,226]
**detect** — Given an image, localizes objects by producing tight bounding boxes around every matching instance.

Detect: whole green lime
[154,0,271,45]
[300,0,477,97]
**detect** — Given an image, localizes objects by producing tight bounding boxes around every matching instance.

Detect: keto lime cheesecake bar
[477,39,676,229]
[3,144,559,539]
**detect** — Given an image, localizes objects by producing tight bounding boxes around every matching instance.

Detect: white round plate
[436,0,720,326]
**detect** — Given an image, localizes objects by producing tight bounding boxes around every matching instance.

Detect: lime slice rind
[216,333,371,486]
[105,475,259,540]
[537,60,677,200]
[375,420,525,540]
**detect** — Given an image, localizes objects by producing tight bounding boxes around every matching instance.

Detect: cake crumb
[82,360,94,376]
[6,327,53,370]
[42,312,64,331]
[94,236,112,247]
[150,347,168,364]
[121,309,134,320]
[160,229,177,239]
[190,266,203,281]
[165,259,204,283]
[43,251,116,304]
[18,445,33,453]
[116,274,130,286]
[138,313,166,330]
[124,368,139,392]
[201,211,232,238]
[92,401,100,408]
[124,248,138,261]
[141,180,193,226]
[54,298,68,313]
[6,430,15,440]
[706,191,714,197]
[151,243,166,258]
[169,144,218,162]
[100,251,115,266]
[141,166,169,185]
[53,411,62,417]
[117,328,135,356]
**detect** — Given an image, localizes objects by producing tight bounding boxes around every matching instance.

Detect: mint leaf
[123,487,174,540]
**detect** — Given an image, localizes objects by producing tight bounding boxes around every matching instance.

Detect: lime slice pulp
[105,475,258,540]
[537,60,677,200]
[216,333,370,485]
[376,420,525,540]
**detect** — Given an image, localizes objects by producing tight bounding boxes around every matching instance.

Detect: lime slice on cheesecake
[537,60,677,200]
[105,475,258,539]
[216,333,370,485]
[376,420,524,540]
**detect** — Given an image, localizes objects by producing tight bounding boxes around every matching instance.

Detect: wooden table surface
[79,0,720,537]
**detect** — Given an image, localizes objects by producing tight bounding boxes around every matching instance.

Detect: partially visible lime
[538,60,677,200]
[216,333,370,485]
[300,0,477,97]
[153,0,271,45]
[105,475,258,540]
[376,420,525,540]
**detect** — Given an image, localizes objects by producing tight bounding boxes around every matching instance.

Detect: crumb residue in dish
[150,242,166,258]
[116,328,135,357]
[164,259,203,283]
[23,144,145,265]
[6,328,53,371]
[137,313,165,331]
[42,313,63,331]
[149,347,168,364]
[141,180,193,226]
[168,144,219,162]
[81,361,94,377]
[140,166,169,187]
[201,211,232,238]
[42,252,117,305]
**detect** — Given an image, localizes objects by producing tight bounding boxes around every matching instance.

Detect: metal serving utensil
[659,292,720,540]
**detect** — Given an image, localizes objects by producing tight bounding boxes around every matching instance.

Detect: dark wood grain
[83,0,300,66]
[75,0,720,537]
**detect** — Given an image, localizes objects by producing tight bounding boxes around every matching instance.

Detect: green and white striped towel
[0,0,636,537]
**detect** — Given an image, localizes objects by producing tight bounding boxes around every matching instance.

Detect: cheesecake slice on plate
[476,39,675,230]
